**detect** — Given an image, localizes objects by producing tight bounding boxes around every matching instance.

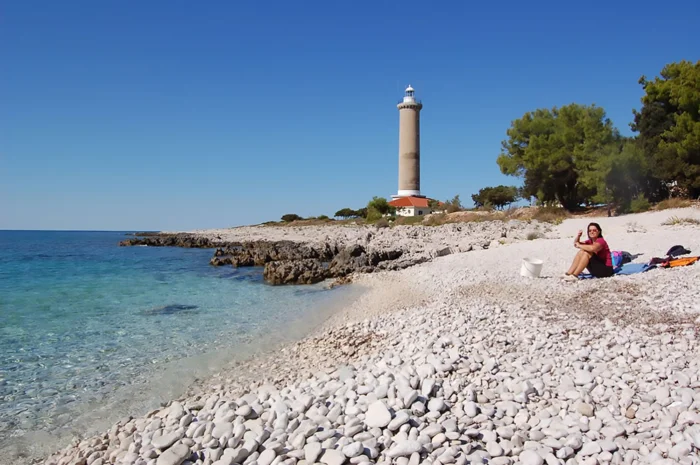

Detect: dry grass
[656,198,694,211]
[374,218,390,229]
[260,205,574,228]
[262,218,362,227]
[531,206,570,224]
[394,216,425,226]
[661,216,700,226]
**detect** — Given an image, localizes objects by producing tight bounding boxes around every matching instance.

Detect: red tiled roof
[389,196,431,208]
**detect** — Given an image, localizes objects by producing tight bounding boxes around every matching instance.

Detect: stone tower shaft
[396,85,423,197]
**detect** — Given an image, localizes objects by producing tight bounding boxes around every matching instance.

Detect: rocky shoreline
[120,234,228,249]
[121,221,551,286]
[31,208,700,465]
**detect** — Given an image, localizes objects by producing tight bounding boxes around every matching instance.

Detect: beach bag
[611,251,624,268]
[666,245,691,257]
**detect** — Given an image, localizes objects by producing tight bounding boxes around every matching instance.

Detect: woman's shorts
[587,254,614,278]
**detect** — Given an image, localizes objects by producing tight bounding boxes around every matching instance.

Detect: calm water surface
[0,230,353,458]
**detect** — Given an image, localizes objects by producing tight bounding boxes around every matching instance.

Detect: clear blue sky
[2,0,698,230]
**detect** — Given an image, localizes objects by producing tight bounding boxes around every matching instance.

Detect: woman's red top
[585,238,612,267]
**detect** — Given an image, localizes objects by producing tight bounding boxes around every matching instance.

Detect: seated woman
[563,222,613,281]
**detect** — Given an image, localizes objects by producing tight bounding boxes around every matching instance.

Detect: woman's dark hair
[587,222,603,238]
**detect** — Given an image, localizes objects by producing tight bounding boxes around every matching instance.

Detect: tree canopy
[365,196,395,222]
[497,103,617,210]
[334,208,358,219]
[281,214,302,222]
[471,185,520,210]
[632,60,700,198]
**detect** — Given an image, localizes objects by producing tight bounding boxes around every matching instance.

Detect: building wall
[396,206,430,217]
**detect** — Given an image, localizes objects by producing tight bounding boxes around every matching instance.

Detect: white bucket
[520,258,544,278]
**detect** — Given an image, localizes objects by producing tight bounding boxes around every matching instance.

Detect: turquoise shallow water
[0,231,351,454]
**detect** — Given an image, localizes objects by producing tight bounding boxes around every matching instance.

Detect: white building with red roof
[389,196,438,217]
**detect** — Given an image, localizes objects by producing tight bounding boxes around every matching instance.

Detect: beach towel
[616,263,654,275]
[667,256,699,267]
[578,262,654,279]
[647,256,699,268]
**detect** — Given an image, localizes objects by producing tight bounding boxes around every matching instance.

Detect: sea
[0,230,356,460]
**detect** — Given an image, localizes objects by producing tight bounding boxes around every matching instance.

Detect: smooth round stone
[487,441,504,457]
[320,449,347,465]
[576,403,594,417]
[387,440,422,458]
[496,426,514,440]
[464,402,479,418]
[428,398,445,412]
[579,441,601,456]
[258,449,277,465]
[599,440,618,452]
[364,401,391,428]
[304,443,322,463]
[519,450,544,465]
[341,442,364,458]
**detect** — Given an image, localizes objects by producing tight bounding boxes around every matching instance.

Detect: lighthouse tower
[393,85,423,199]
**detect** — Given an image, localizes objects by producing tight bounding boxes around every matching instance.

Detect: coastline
[2,279,365,465]
[26,207,700,465]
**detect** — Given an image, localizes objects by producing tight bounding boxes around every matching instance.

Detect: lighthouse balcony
[397,99,422,105]
[397,100,423,110]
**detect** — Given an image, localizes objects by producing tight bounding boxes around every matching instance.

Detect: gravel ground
[37,207,700,465]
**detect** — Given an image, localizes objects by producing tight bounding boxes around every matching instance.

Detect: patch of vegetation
[441,195,464,213]
[281,213,303,222]
[625,221,647,233]
[662,216,700,226]
[496,60,700,210]
[629,194,651,213]
[365,197,395,223]
[394,216,424,225]
[472,185,520,210]
[334,208,365,219]
[531,206,569,224]
[656,198,693,210]
[423,213,448,226]
[374,218,390,229]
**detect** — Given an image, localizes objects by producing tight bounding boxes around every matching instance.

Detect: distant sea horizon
[0,230,355,461]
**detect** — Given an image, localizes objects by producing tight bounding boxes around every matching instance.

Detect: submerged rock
[144,304,198,316]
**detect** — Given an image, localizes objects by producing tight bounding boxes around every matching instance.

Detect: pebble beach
[34,207,700,465]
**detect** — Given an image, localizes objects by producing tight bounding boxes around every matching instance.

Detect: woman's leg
[571,251,593,276]
[566,250,589,275]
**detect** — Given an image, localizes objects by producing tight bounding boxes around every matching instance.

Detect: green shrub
[281,214,302,222]
[629,195,651,213]
[365,206,383,222]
